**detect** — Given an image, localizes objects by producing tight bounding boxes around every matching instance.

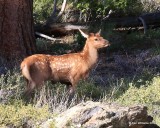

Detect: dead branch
[35,32,62,41]
[138,17,147,34]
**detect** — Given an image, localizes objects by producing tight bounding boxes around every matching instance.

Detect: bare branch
[35,32,62,41]
[103,10,113,20]
[138,17,147,34]
[57,0,67,18]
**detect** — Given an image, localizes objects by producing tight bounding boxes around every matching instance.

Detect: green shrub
[0,102,50,127]
[36,38,50,52]
[117,76,160,125]
[107,29,160,52]
[33,0,53,24]
[36,37,76,54]
[33,0,144,24]
[117,76,160,105]
[0,69,25,102]
[33,0,159,24]
[77,80,105,100]
[75,0,143,21]
[74,32,86,51]
[146,29,160,39]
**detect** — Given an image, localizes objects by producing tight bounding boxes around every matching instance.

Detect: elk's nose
[104,40,110,47]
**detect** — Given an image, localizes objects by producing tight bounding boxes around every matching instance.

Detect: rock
[51,101,158,128]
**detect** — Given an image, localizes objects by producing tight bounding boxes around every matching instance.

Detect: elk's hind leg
[23,79,36,102]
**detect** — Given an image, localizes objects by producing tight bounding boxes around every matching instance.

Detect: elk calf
[21,29,110,96]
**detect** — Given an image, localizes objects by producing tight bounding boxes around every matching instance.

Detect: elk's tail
[21,62,32,82]
[21,61,36,99]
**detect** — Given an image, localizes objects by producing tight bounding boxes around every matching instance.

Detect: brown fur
[21,30,110,96]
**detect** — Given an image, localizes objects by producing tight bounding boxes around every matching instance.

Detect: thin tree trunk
[57,0,67,18]
[0,0,36,65]
[46,0,67,26]
[46,0,57,25]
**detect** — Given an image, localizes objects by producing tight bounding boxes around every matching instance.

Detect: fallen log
[35,23,88,37]
[35,12,160,36]
[107,12,160,28]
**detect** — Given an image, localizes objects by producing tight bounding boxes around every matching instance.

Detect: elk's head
[79,29,110,49]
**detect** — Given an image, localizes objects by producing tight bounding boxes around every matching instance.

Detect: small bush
[36,38,50,52]
[33,0,53,24]
[117,76,160,105]
[107,29,160,52]
[0,69,24,103]
[36,37,77,54]
[0,102,50,127]
[75,0,143,21]
[117,76,160,125]
[77,80,105,100]
[33,0,160,25]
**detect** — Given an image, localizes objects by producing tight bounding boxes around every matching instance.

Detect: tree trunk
[0,0,36,65]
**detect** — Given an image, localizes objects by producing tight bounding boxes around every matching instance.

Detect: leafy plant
[141,0,160,12]
[77,80,105,100]
[75,0,143,22]
[33,0,145,24]
[117,76,160,125]
[0,102,50,127]
[33,0,53,24]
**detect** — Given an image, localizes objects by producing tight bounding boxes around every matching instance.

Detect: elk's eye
[95,38,98,41]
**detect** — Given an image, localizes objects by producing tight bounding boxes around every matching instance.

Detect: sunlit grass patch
[0,101,51,127]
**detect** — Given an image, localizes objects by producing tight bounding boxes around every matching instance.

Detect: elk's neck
[81,42,98,67]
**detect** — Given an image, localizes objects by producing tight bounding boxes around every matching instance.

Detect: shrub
[117,76,160,104]
[117,76,160,125]
[0,102,50,127]
[33,0,53,24]
[77,80,105,100]
[33,0,145,24]
[75,0,143,21]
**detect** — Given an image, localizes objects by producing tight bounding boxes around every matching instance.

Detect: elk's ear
[96,29,101,35]
[79,29,88,38]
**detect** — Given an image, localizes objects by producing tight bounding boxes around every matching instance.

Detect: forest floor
[93,48,160,86]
